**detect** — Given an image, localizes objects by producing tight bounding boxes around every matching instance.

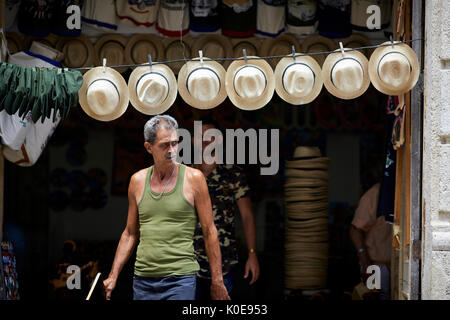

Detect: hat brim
[368,42,420,95]
[128,64,177,115]
[292,146,322,158]
[177,57,227,110]
[78,67,129,121]
[285,157,331,170]
[191,35,233,69]
[285,168,328,180]
[125,34,165,66]
[94,34,128,74]
[342,33,373,58]
[163,36,193,74]
[225,56,275,111]
[231,37,261,59]
[322,49,370,100]
[56,35,95,69]
[300,35,337,67]
[274,55,323,105]
[259,34,301,69]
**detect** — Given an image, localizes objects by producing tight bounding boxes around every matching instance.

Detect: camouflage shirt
[194,164,251,279]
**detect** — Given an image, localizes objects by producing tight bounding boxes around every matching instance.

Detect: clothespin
[339,42,345,56]
[102,58,107,73]
[243,49,248,64]
[292,45,296,61]
[199,50,203,64]
[389,35,395,48]
[148,54,153,70]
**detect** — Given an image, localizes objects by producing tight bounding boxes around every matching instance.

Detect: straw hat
[163,36,193,75]
[191,35,233,69]
[342,33,373,58]
[300,34,337,67]
[285,158,330,170]
[5,32,23,54]
[259,34,301,69]
[285,169,328,180]
[125,34,165,66]
[286,209,328,220]
[274,55,323,105]
[292,146,321,159]
[56,35,95,69]
[322,48,370,100]
[94,34,128,74]
[78,66,129,121]
[368,41,420,96]
[128,64,177,115]
[225,56,275,111]
[231,37,261,59]
[24,34,58,50]
[178,57,227,110]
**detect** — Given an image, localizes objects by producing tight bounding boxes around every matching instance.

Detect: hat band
[281,62,316,94]
[233,65,267,98]
[376,51,412,80]
[186,66,221,96]
[136,71,170,103]
[330,57,364,88]
[87,78,120,98]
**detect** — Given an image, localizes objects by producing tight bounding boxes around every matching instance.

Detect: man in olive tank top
[103,115,229,300]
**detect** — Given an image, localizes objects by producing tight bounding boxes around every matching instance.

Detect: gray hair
[143,115,178,144]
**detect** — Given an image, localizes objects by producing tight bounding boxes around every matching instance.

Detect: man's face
[145,127,179,165]
[193,124,216,153]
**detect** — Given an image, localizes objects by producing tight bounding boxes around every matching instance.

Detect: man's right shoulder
[130,168,149,186]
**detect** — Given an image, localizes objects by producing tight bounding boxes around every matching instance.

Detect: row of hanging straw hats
[284,146,330,290]
[78,37,419,121]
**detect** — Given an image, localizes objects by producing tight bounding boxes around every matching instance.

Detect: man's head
[144,115,179,165]
[192,116,223,153]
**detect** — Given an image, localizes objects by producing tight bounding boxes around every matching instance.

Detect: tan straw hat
[79,66,129,121]
[292,146,321,159]
[56,35,95,69]
[225,56,275,111]
[6,32,23,54]
[300,34,337,67]
[178,56,227,110]
[285,158,330,170]
[231,37,261,59]
[94,34,128,74]
[163,36,193,75]
[368,41,420,96]
[259,34,301,69]
[125,34,165,66]
[322,47,370,100]
[284,168,328,180]
[274,55,323,105]
[342,33,373,58]
[128,64,177,115]
[191,34,233,69]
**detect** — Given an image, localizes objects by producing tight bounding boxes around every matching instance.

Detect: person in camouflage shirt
[193,119,260,300]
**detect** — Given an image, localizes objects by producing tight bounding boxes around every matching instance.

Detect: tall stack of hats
[284,146,330,290]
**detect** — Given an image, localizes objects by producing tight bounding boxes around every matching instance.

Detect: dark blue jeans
[133,274,197,300]
[195,267,236,300]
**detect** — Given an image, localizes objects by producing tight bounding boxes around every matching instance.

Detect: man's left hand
[244,254,260,285]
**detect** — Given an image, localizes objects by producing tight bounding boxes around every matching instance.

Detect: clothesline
[69,38,423,71]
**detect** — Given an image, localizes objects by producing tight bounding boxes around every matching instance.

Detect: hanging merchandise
[274,54,323,105]
[94,34,129,74]
[116,0,160,27]
[256,0,286,38]
[5,0,21,31]
[125,34,165,66]
[0,110,31,151]
[4,32,22,56]
[321,44,370,100]
[163,36,193,74]
[351,0,392,32]
[128,63,178,115]
[368,41,419,96]
[231,37,261,59]
[17,0,55,37]
[259,34,300,68]
[342,33,373,58]
[29,41,64,62]
[317,0,352,38]
[221,0,257,37]
[56,35,96,70]
[286,0,318,35]
[0,241,20,300]
[52,1,83,37]
[300,34,336,67]
[156,0,190,37]
[81,0,118,31]
[78,65,130,122]
[225,55,275,110]
[191,34,233,68]
[190,0,221,33]
[178,55,228,110]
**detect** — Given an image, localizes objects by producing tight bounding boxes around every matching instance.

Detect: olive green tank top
[134,164,200,277]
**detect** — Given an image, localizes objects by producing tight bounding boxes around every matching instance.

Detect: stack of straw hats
[284,146,330,290]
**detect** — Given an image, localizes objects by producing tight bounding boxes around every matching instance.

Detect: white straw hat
[368,41,420,96]
[322,48,370,100]
[79,66,129,121]
[177,56,227,110]
[225,56,275,111]
[275,55,323,105]
[128,64,178,115]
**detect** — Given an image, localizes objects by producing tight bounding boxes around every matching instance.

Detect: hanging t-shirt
[17,0,55,37]
[256,0,285,37]
[286,0,318,35]
[81,0,118,31]
[189,0,221,33]
[116,0,160,27]
[156,0,189,37]
[221,0,256,37]
[317,0,352,38]
[52,0,82,37]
